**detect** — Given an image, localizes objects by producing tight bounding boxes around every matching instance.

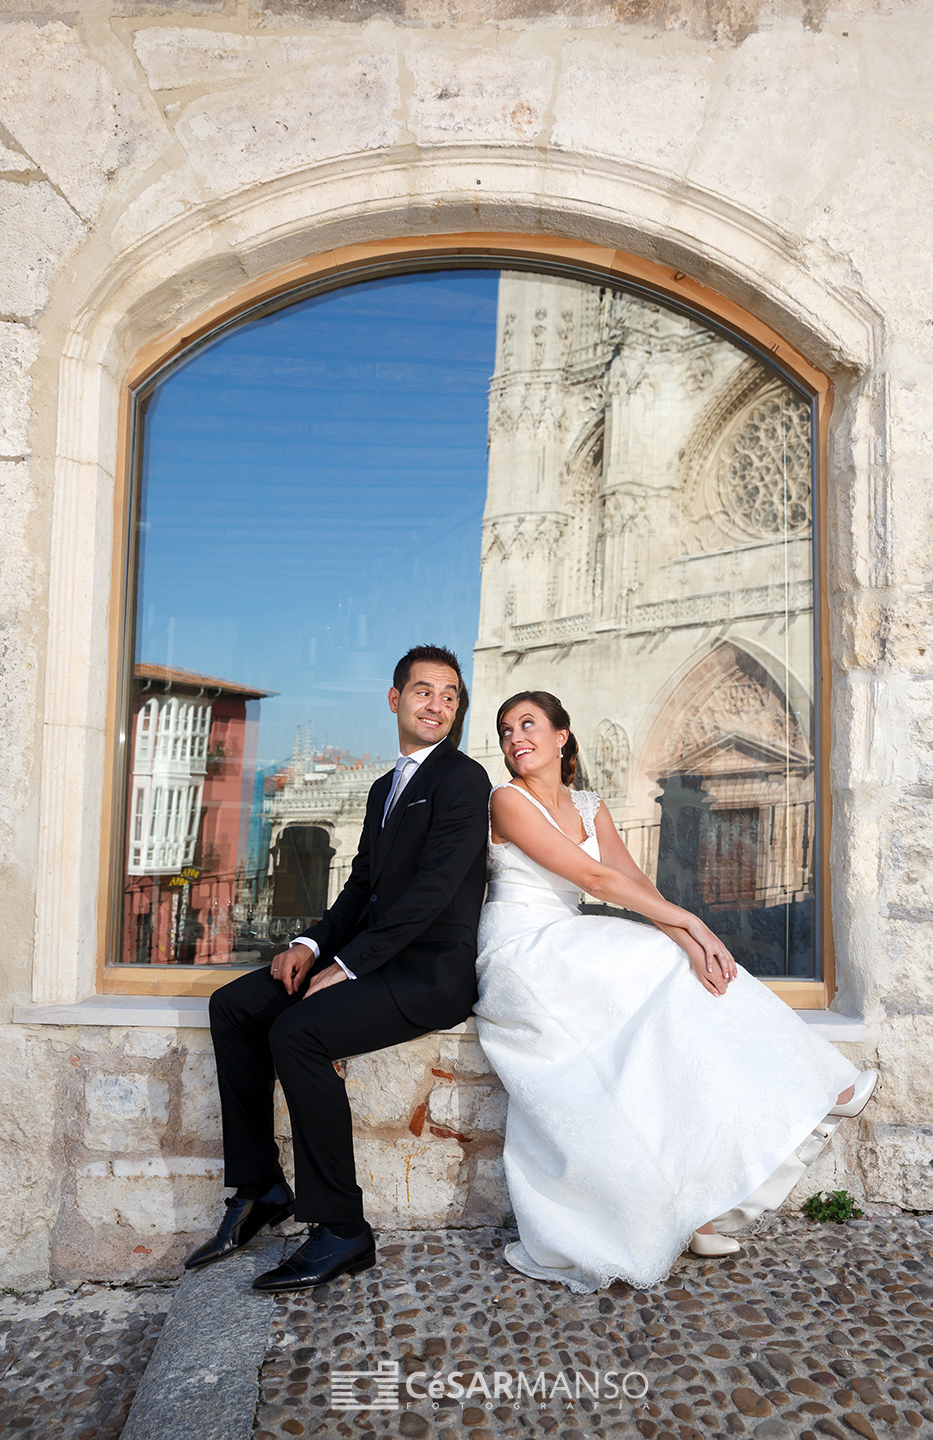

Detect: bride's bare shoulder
[490,783,538,819]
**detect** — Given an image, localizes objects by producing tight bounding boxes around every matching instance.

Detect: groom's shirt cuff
[289,936,357,980]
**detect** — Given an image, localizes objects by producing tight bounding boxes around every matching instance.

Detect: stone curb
[121,1237,288,1440]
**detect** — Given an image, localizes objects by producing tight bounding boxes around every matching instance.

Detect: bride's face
[499,703,569,780]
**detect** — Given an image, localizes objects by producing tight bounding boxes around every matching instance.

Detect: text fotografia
[330,1362,649,1412]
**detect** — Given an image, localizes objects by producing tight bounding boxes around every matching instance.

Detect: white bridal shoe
[689,1228,741,1258]
[827,1069,878,1118]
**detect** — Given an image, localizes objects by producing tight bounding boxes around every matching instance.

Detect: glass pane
[118,267,817,979]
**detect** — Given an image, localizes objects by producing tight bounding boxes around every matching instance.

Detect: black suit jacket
[301,738,491,1029]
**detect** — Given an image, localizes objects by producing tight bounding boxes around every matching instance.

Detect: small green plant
[802,1189,864,1224]
[499,1210,516,1231]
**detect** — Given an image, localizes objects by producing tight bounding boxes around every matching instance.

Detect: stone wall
[2,1019,508,1287]
[1,0,933,1284]
[1,1015,876,1289]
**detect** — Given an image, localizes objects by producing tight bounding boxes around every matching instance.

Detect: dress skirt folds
[473,787,859,1293]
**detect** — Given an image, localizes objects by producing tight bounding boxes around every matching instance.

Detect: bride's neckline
[493,782,589,847]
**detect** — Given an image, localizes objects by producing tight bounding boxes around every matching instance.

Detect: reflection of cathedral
[468,274,815,977]
[255,722,392,944]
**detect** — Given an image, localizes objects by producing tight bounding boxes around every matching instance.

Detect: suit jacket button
[370,894,377,903]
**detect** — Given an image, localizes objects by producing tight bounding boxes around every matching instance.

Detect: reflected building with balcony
[122,664,269,964]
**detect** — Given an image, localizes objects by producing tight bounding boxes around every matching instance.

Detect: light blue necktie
[382,756,416,826]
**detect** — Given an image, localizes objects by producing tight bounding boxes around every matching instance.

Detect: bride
[473,689,876,1293]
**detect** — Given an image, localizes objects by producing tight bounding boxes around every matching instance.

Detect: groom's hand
[270,943,314,994]
[303,962,348,998]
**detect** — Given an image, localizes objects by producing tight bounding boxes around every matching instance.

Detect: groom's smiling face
[389,662,460,753]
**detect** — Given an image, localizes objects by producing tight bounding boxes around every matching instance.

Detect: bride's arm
[593,802,737,994]
[490,787,736,985]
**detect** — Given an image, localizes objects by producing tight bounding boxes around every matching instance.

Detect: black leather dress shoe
[184,1182,295,1270]
[252,1223,376,1292]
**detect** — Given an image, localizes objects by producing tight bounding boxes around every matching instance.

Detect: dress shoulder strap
[570,789,602,837]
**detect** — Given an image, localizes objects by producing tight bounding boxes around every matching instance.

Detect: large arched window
[109,250,827,1002]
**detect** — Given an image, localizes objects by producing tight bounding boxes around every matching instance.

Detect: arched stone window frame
[25,213,875,1024]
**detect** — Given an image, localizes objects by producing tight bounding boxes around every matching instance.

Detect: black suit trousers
[209,963,430,1223]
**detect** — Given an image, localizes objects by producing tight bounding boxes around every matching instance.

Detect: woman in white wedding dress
[473,690,876,1294]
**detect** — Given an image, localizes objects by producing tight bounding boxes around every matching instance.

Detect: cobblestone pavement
[0,1281,175,1439]
[252,1216,933,1440]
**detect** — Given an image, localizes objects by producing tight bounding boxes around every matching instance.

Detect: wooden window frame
[100,232,833,1008]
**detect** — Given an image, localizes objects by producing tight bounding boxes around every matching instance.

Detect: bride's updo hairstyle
[496,691,579,787]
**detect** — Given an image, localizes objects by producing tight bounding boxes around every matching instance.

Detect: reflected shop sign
[166,866,201,889]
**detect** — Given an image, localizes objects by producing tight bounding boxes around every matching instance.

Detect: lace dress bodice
[487,784,601,911]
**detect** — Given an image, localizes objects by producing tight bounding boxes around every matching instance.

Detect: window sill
[12,998,866,1042]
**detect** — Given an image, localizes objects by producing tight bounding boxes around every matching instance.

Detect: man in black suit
[185,645,491,1292]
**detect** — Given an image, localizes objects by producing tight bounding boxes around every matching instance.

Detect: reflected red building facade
[122,663,269,965]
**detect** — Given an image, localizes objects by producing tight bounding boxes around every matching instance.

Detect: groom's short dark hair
[392,645,464,695]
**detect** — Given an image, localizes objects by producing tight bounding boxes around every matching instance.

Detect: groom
[186,645,491,1291]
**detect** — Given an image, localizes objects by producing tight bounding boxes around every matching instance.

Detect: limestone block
[355,1135,464,1229]
[875,919,933,1018]
[75,1031,114,1053]
[876,1015,933,1123]
[880,794,933,915]
[831,672,916,793]
[407,43,553,144]
[860,1124,933,1211]
[811,143,933,348]
[111,167,207,253]
[133,27,268,92]
[0,143,32,173]
[76,1157,223,1234]
[179,1051,221,1143]
[0,180,85,319]
[462,1153,509,1227]
[885,596,933,673]
[0,1228,50,1294]
[345,1035,439,1126]
[905,678,933,787]
[174,53,399,195]
[436,1034,494,1077]
[552,40,710,173]
[427,1082,507,1136]
[0,23,161,221]
[122,1030,175,1059]
[83,1072,170,1153]
[0,461,38,876]
[0,1031,59,1290]
[273,1079,290,1138]
[689,30,862,228]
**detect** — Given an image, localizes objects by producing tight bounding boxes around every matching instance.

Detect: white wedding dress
[473,786,859,1293]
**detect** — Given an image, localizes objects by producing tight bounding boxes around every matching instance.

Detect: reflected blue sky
[136,269,499,764]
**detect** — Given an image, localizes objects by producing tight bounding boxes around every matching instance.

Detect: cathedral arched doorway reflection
[269,825,336,941]
[645,643,815,979]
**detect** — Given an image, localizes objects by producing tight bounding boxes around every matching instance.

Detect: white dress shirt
[290,740,442,980]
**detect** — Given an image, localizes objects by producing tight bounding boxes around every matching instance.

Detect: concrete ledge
[11,997,865,1041]
[12,995,213,1027]
[11,996,482,1033]
[793,1010,868,1043]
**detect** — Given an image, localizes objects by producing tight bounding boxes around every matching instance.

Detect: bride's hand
[682,916,738,990]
